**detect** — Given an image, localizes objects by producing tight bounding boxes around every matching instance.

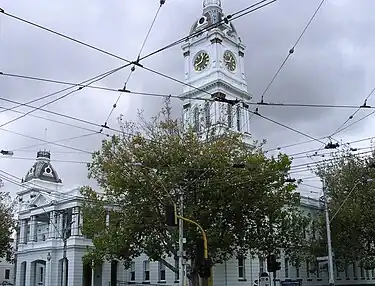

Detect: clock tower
[180,0,252,137]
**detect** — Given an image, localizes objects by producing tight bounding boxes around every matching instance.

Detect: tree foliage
[316,149,375,269]
[0,191,15,262]
[81,103,310,277]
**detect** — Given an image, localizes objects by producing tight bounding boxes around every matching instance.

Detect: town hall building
[13,0,375,286]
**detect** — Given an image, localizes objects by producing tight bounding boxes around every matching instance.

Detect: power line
[250,109,326,144]
[103,1,165,127]
[0,156,89,164]
[259,0,327,103]
[7,71,375,111]
[0,95,111,136]
[0,1,276,100]
[0,127,93,154]
[12,131,100,153]
[0,66,126,115]
[0,66,127,129]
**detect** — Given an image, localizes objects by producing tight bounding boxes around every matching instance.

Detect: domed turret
[189,0,238,40]
[23,150,62,184]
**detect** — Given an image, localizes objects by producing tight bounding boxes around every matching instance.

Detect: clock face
[194,51,210,72]
[223,51,236,72]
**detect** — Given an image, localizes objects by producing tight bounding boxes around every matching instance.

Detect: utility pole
[178,191,185,286]
[322,180,335,286]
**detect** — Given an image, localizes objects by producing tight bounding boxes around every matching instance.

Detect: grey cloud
[1,0,375,196]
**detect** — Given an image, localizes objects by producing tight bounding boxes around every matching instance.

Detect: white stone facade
[14,151,127,286]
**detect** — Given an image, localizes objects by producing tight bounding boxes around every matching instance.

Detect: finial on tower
[203,0,221,9]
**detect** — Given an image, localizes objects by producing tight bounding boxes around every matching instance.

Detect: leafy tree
[0,191,15,262]
[81,102,310,284]
[315,149,375,269]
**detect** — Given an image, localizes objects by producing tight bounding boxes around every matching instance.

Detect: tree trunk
[190,271,200,286]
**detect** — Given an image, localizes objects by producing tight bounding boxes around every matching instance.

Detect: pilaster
[48,211,56,239]
[28,216,37,242]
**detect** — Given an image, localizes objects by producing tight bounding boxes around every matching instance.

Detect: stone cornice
[180,79,251,100]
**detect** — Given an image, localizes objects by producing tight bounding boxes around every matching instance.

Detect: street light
[323,177,374,286]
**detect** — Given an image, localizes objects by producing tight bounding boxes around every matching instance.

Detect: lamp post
[323,177,374,286]
[46,252,51,286]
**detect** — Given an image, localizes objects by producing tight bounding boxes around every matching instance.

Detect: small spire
[203,0,221,9]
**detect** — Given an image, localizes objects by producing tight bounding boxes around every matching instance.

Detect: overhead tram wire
[248,109,326,144]
[315,86,375,155]
[0,127,92,154]
[0,65,128,129]
[330,86,375,137]
[0,100,112,137]
[0,65,126,115]
[2,1,325,150]
[0,156,90,165]
[12,131,100,153]
[103,1,165,128]
[0,1,277,94]
[259,0,327,104]
[5,72,375,111]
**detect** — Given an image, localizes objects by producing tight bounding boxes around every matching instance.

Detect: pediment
[29,193,50,208]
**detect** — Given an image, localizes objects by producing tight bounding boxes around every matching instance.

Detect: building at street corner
[14,150,126,286]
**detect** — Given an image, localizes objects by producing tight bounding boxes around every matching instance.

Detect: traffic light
[198,258,211,278]
[267,254,281,272]
[165,204,178,227]
[196,238,205,267]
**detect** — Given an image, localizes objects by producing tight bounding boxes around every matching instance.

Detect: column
[45,255,52,286]
[67,251,84,286]
[19,220,26,244]
[48,211,56,239]
[28,216,37,242]
[71,207,79,236]
[25,261,35,286]
[58,212,64,239]
[78,207,83,236]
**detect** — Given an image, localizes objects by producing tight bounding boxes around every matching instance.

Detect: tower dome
[189,0,238,39]
[23,150,62,184]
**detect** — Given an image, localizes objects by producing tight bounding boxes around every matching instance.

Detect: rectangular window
[259,257,264,274]
[130,262,135,281]
[143,260,150,282]
[284,258,289,278]
[361,265,365,278]
[345,265,349,278]
[194,107,200,132]
[336,263,340,278]
[227,104,233,128]
[39,267,44,283]
[238,257,246,279]
[175,258,179,281]
[306,261,310,278]
[236,105,241,131]
[205,102,211,128]
[316,261,320,278]
[159,261,166,281]
[353,262,357,278]
[296,266,300,278]
[4,269,10,280]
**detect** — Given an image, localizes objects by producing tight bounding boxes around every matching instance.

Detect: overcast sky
[1,0,375,198]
